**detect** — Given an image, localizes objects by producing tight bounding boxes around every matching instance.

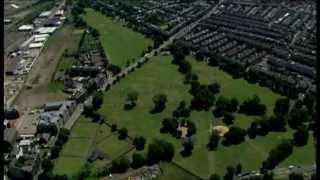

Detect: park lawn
[71,117,100,138]
[96,134,134,158]
[156,162,200,180]
[82,8,153,67]
[98,55,192,139]
[53,157,85,176]
[95,124,113,143]
[96,55,314,178]
[60,138,92,157]
[279,136,315,167]
[188,56,282,114]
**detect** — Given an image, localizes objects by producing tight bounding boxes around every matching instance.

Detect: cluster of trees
[147,139,175,164]
[109,139,174,173]
[207,130,220,150]
[107,64,122,75]
[92,91,104,110]
[124,91,139,110]
[160,117,179,136]
[184,72,198,84]
[261,140,293,171]
[51,129,70,159]
[213,96,238,118]
[160,118,196,138]
[172,101,191,118]
[151,94,168,113]
[189,82,219,111]
[181,140,194,157]
[239,95,267,116]
[118,128,128,140]
[247,98,290,139]
[133,136,146,150]
[222,126,247,146]
[288,101,312,129]
[170,43,192,74]
[109,139,175,173]
[110,157,130,173]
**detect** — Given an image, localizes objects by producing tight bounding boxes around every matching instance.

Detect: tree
[125,91,139,110]
[273,98,290,116]
[210,174,221,180]
[190,85,216,111]
[147,139,175,164]
[38,172,52,180]
[56,128,70,146]
[50,145,62,159]
[208,82,221,95]
[262,172,274,180]
[235,163,242,175]
[247,121,258,139]
[133,136,146,150]
[186,120,196,137]
[268,115,286,132]
[107,64,121,75]
[54,174,68,180]
[160,118,179,136]
[224,166,235,180]
[229,98,239,113]
[289,172,304,180]
[207,130,220,150]
[172,101,190,118]
[239,95,266,115]
[288,107,311,129]
[222,126,246,145]
[178,60,192,74]
[262,140,293,170]
[181,140,193,157]
[293,126,309,146]
[214,97,238,117]
[208,57,218,66]
[118,128,128,140]
[42,158,54,171]
[152,94,168,113]
[92,91,103,110]
[131,153,146,169]
[195,52,204,61]
[111,156,130,173]
[303,94,315,113]
[83,105,94,117]
[111,124,117,132]
[127,91,138,105]
[222,113,235,125]
[90,27,100,38]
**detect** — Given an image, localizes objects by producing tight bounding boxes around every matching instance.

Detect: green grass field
[96,55,315,178]
[53,116,133,177]
[82,8,153,68]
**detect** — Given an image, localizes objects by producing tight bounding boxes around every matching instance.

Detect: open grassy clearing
[53,116,133,177]
[82,8,153,68]
[53,157,86,177]
[156,163,200,180]
[97,55,315,178]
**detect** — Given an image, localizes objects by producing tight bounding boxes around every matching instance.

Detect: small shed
[28,43,44,49]
[18,25,34,31]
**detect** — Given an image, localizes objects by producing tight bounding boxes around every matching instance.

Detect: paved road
[238,164,316,179]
